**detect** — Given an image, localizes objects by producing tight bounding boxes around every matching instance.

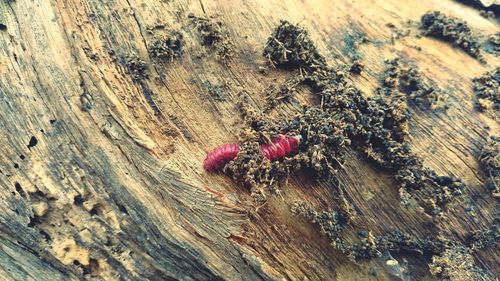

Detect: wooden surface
[0,0,498,280]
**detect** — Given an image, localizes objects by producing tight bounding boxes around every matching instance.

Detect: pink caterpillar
[203,134,302,172]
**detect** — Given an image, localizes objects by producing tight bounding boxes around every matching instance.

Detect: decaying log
[0,0,498,280]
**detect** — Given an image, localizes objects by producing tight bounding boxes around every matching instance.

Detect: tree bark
[0,0,498,280]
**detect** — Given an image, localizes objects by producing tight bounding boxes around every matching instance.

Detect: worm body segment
[203,135,301,172]
[203,143,240,172]
[259,135,301,161]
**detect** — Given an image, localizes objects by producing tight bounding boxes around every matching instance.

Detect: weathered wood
[0,0,498,280]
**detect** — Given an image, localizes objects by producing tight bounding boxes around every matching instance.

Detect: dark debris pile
[291,202,348,251]
[149,30,184,62]
[188,14,234,62]
[421,11,483,61]
[378,58,449,110]
[225,20,466,217]
[485,32,500,57]
[467,217,500,250]
[264,76,303,111]
[473,67,499,111]
[121,56,148,81]
[291,200,498,281]
[218,19,495,279]
[263,20,325,69]
[429,244,494,281]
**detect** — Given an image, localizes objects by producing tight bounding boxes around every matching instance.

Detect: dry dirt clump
[226,92,351,210]
[224,94,287,204]
[429,244,493,281]
[292,201,498,279]
[478,136,500,198]
[291,202,348,252]
[263,20,325,69]
[221,19,495,277]
[263,76,303,111]
[421,11,483,61]
[121,56,148,81]
[291,202,446,262]
[473,67,499,111]
[188,14,234,62]
[378,58,449,110]
[467,217,499,250]
[486,32,500,56]
[349,60,364,74]
[149,30,184,62]
[225,20,466,217]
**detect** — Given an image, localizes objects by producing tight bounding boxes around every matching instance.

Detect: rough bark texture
[0,0,498,280]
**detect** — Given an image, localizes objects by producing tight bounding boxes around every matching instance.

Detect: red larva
[203,134,301,172]
[259,134,301,161]
[203,143,240,172]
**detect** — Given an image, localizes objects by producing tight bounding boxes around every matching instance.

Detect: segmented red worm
[259,134,301,161]
[203,143,240,172]
[203,134,301,172]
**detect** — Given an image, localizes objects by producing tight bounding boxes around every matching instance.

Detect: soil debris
[149,30,184,62]
[121,56,148,81]
[349,60,364,75]
[293,202,496,278]
[486,33,500,56]
[478,136,500,198]
[378,58,449,110]
[263,20,325,69]
[421,11,483,61]
[291,202,445,261]
[291,202,348,251]
[468,216,499,250]
[479,9,496,19]
[227,21,465,217]
[224,93,284,203]
[386,22,411,44]
[429,244,493,281]
[473,67,499,111]
[188,14,234,62]
[264,76,303,111]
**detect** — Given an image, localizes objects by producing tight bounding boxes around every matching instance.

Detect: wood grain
[0,0,498,280]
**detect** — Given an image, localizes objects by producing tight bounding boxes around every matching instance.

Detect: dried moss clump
[188,14,234,62]
[478,136,500,198]
[473,68,499,111]
[149,31,183,62]
[421,11,483,61]
[379,58,448,110]
[263,20,326,69]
